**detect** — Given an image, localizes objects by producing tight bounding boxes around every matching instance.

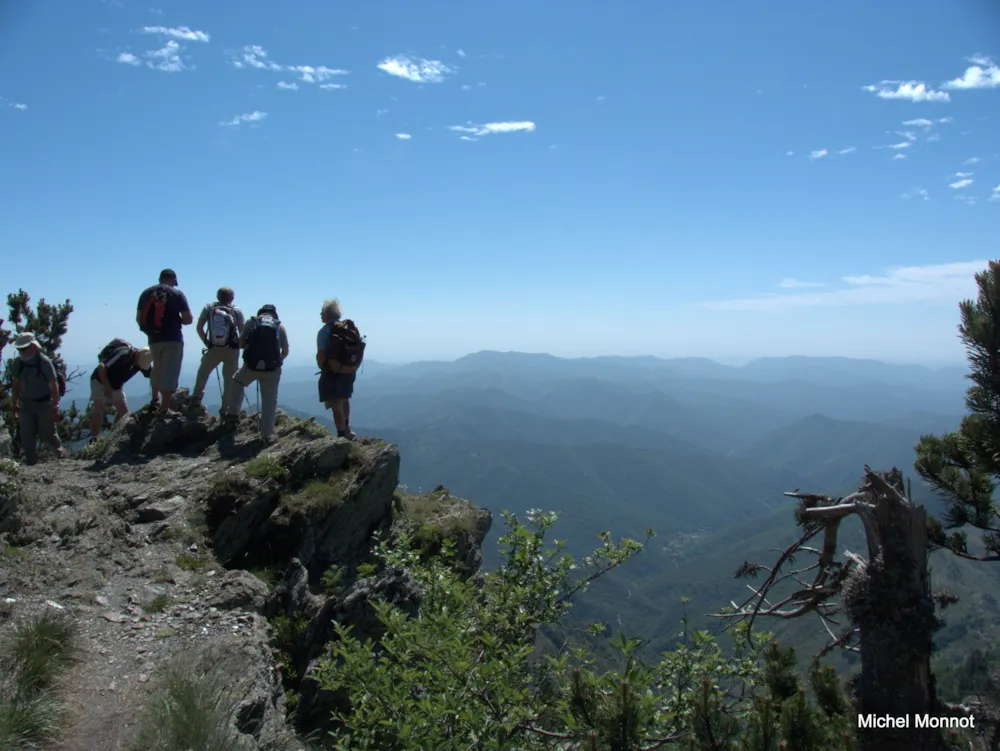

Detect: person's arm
[41,359,59,411]
[239,319,253,349]
[196,305,209,346]
[178,291,193,326]
[235,309,245,338]
[280,326,290,362]
[316,327,328,368]
[136,290,147,328]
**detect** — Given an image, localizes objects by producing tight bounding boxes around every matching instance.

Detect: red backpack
[139,286,169,335]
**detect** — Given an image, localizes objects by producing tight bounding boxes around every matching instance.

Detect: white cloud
[955,194,978,205]
[990,185,1000,202]
[888,141,911,150]
[457,48,466,57]
[448,121,536,138]
[149,7,163,14]
[377,54,454,84]
[895,130,918,141]
[145,40,187,72]
[963,157,982,165]
[778,278,824,289]
[141,25,209,43]
[943,55,1000,90]
[902,118,933,127]
[939,116,953,123]
[954,171,974,178]
[701,260,987,311]
[785,150,794,157]
[926,133,941,142]
[5,101,27,111]
[395,133,412,140]
[808,148,828,160]
[116,52,141,66]
[862,81,950,102]
[949,178,973,189]
[836,146,856,155]
[902,188,930,201]
[229,45,348,85]
[221,110,267,127]
[320,83,345,90]
[277,81,299,90]
[892,153,907,160]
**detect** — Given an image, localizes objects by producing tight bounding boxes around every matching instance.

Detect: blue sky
[2,0,999,370]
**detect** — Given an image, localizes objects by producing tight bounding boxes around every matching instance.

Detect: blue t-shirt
[137,284,191,344]
[316,321,336,352]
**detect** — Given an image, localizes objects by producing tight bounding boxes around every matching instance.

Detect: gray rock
[133,494,185,523]
[207,570,272,612]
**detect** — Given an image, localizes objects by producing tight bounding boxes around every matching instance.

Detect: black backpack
[98,338,134,365]
[243,314,282,371]
[324,319,366,374]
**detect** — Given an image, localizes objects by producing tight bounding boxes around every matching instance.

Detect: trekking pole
[255,380,262,439]
[214,365,223,411]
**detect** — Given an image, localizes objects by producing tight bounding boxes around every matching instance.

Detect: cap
[159,268,177,282]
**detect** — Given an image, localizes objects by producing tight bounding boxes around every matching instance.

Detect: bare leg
[89,400,106,438]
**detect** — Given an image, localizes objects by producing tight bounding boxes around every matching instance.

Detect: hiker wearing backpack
[191,287,245,416]
[316,298,365,440]
[230,304,289,443]
[9,333,67,465]
[136,268,193,414]
[88,339,153,439]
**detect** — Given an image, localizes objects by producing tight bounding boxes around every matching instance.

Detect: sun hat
[14,332,38,349]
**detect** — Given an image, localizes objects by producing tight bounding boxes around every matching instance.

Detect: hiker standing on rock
[88,339,153,440]
[316,298,365,440]
[136,268,193,415]
[230,304,289,443]
[10,333,67,464]
[190,286,245,417]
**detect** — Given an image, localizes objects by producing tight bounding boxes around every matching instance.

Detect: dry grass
[126,652,246,751]
[0,610,78,748]
[394,486,480,537]
[283,478,346,512]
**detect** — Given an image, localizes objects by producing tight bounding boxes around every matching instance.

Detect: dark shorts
[319,370,355,403]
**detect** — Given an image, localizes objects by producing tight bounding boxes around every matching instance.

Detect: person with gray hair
[191,286,246,416]
[316,298,364,440]
[230,304,289,443]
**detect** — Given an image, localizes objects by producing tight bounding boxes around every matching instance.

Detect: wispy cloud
[700,261,986,311]
[148,7,163,15]
[395,133,412,140]
[116,52,141,66]
[778,278,824,289]
[377,54,454,84]
[277,81,299,90]
[808,148,828,160]
[955,194,978,205]
[895,130,918,141]
[943,55,1000,90]
[221,111,267,127]
[4,100,28,111]
[902,188,930,201]
[862,81,950,102]
[457,49,466,58]
[949,178,973,189]
[448,121,536,139]
[963,157,982,165]
[954,171,974,178]
[320,83,345,90]
[892,153,907,160]
[902,118,933,127]
[887,141,911,150]
[990,185,1000,202]
[229,45,349,86]
[836,146,857,155]
[141,25,209,43]
[145,40,188,72]
[926,133,941,142]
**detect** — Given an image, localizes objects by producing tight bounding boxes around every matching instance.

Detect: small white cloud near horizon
[701,260,987,311]
[943,55,1000,90]
[862,80,950,102]
[808,148,828,160]
[141,25,210,43]
[778,278,824,289]
[395,133,412,140]
[448,121,536,139]
[949,178,974,189]
[221,110,267,127]
[377,54,454,84]
[277,81,298,90]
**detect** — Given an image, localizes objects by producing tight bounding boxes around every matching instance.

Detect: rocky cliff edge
[0,389,492,750]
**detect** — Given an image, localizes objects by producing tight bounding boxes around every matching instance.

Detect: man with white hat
[10,332,67,465]
[88,338,154,440]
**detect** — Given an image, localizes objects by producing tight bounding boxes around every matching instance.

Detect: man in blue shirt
[136,268,193,414]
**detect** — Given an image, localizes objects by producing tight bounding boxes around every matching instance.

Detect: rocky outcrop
[0,391,492,750]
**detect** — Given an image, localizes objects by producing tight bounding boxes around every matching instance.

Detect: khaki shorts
[150,341,184,391]
[89,378,126,405]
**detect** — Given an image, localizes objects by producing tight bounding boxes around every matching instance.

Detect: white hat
[136,347,153,369]
[14,332,38,350]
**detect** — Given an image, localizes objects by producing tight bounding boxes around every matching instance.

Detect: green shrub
[245,456,287,482]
